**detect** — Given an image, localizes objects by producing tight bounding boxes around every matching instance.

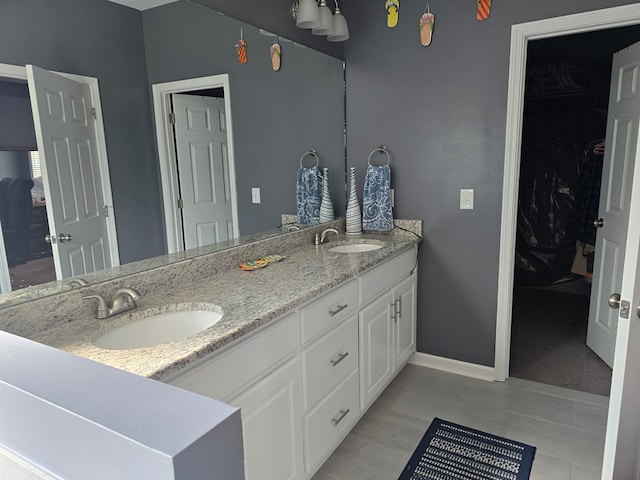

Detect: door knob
[594,218,604,228]
[608,293,621,310]
[44,234,56,244]
[57,233,72,243]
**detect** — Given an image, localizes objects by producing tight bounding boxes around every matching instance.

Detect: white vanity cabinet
[167,312,303,480]
[358,251,418,411]
[166,246,418,480]
[298,282,360,475]
[228,358,304,480]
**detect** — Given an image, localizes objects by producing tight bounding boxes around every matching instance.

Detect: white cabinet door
[359,291,394,411]
[393,273,417,370]
[229,357,304,480]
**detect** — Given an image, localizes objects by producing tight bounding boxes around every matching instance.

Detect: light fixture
[312,0,334,36]
[327,0,349,42]
[294,0,320,29]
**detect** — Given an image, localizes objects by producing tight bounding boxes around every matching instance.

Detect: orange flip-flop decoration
[476,0,491,21]
[236,28,247,64]
[419,4,434,46]
[270,37,281,71]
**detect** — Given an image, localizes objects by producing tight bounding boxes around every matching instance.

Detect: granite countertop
[29,231,420,382]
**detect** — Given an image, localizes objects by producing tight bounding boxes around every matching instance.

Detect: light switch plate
[251,188,261,204]
[460,189,474,210]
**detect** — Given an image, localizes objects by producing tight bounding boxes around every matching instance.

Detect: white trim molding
[409,352,495,382]
[495,3,640,382]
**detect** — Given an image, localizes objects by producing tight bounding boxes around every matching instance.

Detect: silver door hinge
[91,107,97,120]
[620,300,631,319]
[103,205,109,217]
[169,112,176,124]
[177,198,184,209]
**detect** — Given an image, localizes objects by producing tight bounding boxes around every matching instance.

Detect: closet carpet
[510,286,612,397]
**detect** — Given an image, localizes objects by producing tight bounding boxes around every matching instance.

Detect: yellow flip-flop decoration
[385,0,399,28]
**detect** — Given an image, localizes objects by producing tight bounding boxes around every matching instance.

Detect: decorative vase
[319,168,335,223]
[345,167,362,236]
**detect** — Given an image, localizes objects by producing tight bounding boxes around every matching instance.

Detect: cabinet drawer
[169,312,298,401]
[303,369,359,473]
[359,247,417,305]
[301,315,358,410]
[299,279,358,344]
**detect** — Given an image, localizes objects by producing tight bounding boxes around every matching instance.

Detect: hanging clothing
[573,139,604,246]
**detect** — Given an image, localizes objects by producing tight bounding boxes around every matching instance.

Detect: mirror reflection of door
[0,63,119,293]
[154,75,239,254]
[172,92,235,249]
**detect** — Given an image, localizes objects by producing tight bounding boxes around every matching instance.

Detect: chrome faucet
[83,287,141,319]
[315,227,339,245]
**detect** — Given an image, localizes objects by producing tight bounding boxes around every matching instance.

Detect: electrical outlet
[251,188,261,204]
[460,189,474,210]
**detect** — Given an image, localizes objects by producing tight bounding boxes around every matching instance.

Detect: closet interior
[510,26,640,396]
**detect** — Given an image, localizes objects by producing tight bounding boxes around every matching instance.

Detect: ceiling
[106,0,178,10]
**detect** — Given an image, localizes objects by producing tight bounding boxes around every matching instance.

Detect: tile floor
[312,364,609,480]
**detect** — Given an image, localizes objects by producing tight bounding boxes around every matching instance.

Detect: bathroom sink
[93,309,223,350]
[328,243,384,253]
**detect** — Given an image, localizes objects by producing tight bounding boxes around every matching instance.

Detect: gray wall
[0,0,164,264]
[142,1,346,234]
[341,0,640,366]
[0,81,36,150]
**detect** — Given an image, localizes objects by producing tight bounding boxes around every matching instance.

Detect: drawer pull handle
[329,304,348,316]
[331,408,350,426]
[395,297,402,319]
[330,351,349,366]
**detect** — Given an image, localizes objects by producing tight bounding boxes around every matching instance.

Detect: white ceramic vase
[319,168,335,223]
[345,167,362,236]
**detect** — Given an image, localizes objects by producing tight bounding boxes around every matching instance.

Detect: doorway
[507,28,640,396]
[495,4,640,385]
[153,74,239,255]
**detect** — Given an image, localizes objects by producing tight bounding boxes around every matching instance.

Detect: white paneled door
[172,94,235,250]
[586,43,640,367]
[602,42,640,480]
[26,65,117,279]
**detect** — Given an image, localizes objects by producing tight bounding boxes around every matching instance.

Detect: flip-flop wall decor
[236,28,248,64]
[385,0,399,28]
[270,37,281,71]
[419,4,434,46]
[476,0,491,21]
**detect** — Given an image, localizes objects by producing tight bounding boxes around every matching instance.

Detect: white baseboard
[409,352,496,382]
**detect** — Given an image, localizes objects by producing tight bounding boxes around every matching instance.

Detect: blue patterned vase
[319,168,335,223]
[346,167,362,236]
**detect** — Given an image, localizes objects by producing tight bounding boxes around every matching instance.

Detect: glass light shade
[312,1,334,36]
[296,0,320,29]
[327,8,349,41]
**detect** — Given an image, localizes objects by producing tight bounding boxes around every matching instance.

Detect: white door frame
[152,74,239,254]
[0,62,119,293]
[495,4,640,382]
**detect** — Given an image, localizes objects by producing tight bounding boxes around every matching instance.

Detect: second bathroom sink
[328,243,384,253]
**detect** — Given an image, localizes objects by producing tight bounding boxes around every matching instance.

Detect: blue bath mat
[398,417,536,480]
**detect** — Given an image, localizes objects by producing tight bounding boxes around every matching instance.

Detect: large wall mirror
[0,0,346,307]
